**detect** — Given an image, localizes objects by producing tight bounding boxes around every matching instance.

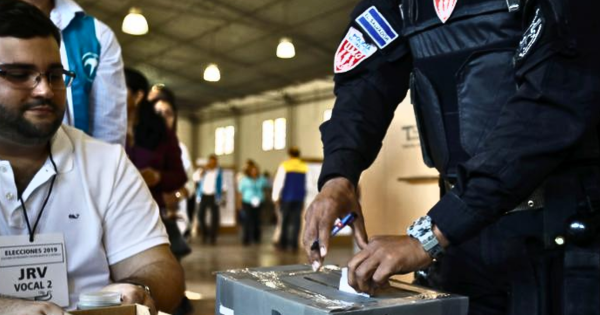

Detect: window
[262,120,274,151]
[262,118,286,151]
[215,125,235,155]
[323,109,332,122]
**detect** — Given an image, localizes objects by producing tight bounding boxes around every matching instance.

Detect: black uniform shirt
[319,0,600,244]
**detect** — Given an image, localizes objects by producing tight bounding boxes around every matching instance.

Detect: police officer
[303,0,600,314]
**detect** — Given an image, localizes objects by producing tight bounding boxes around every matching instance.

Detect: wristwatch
[407,215,444,260]
[120,280,152,298]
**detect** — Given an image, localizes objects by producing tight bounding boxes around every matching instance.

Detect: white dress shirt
[0,126,168,309]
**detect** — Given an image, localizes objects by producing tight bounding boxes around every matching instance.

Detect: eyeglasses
[0,67,76,90]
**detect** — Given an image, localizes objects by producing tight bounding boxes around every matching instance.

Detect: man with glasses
[0,1,183,314]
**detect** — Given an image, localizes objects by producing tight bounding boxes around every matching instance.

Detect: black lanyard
[19,145,58,243]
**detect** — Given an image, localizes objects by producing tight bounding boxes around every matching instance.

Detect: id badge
[0,233,69,306]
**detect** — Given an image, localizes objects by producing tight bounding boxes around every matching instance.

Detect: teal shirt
[238,176,268,204]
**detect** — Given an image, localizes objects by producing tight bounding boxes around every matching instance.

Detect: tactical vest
[400,0,523,177]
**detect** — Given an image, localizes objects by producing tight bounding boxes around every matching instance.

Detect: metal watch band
[407,215,444,260]
[120,280,152,298]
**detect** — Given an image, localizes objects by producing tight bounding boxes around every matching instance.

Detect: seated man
[0,1,183,314]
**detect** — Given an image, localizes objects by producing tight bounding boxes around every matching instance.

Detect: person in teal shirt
[238,164,268,245]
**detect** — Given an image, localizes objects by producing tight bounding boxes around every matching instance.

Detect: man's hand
[102,283,156,315]
[303,177,368,271]
[0,298,71,315]
[347,235,433,295]
[162,191,181,212]
[140,168,161,187]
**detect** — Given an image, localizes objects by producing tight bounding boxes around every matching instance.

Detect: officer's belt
[444,180,545,213]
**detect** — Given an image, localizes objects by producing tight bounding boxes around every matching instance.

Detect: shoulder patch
[334,27,377,74]
[355,6,399,49]
[434,0,458,24]
[516,8,544,61]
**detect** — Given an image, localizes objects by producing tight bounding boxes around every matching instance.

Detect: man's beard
[0,99,64,145]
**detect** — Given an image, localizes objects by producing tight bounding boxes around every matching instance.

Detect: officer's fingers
[347,249,370,289]
[351,215,369,250]
[372,260,395,287]
[354,256,379,294]
[303,206,322,267]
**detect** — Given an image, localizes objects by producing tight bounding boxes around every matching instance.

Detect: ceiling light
[276,37,295,59]
[203,63,221,82]
[122,7,149,35]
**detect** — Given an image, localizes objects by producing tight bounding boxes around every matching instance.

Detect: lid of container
[79,291,122,304]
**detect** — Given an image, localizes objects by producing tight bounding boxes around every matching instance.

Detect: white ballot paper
[339,267,370,297]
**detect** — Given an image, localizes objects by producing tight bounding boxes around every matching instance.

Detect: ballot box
[215,264,468,315]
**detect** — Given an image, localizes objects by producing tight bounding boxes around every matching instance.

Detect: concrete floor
[179,228,354,315]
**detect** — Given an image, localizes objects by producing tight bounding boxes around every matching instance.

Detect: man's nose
[31,75,55,98]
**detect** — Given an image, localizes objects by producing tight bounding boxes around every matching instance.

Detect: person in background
[0,2,183,313]
[21,0,127,146]
[238,164,268,245]
[123,67,146,145]
[272,147,307,251]
[124,72,188,258]
[154,96,195,237]
[196,154,227,245]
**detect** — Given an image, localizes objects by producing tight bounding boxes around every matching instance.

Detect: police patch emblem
[434,0,458,23]
[334,27,377,74]
[516,8,544,61]
[355,6,399,49]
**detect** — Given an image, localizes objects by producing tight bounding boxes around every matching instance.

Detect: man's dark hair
[288,146,301,158]
[134,99,167,150]
[124,67,149,97]
[0,0,61,45]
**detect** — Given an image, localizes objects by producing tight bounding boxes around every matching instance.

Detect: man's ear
[134,91,145,106]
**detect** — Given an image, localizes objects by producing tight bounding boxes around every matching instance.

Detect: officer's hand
[102,283,156,315]
[303,177,368,271]
[347,235,432,295]
[0,298,71,315]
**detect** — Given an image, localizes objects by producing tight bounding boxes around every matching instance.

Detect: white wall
[294,98,334,159]
[192,80,335,174]
[176,116,194,154]
[196,117,236,166]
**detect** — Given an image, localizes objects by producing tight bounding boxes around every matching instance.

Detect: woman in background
[238,164,268,245]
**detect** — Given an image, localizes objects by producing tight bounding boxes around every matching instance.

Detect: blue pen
[310,212,357,251]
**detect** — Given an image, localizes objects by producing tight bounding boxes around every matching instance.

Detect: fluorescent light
[276,37,295,59]
[203,63,221,82]
[122,7,148,35]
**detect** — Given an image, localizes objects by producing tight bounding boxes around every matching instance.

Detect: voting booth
[215,264,468,315]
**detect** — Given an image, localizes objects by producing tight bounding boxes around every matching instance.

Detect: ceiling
[76,0,360,111]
